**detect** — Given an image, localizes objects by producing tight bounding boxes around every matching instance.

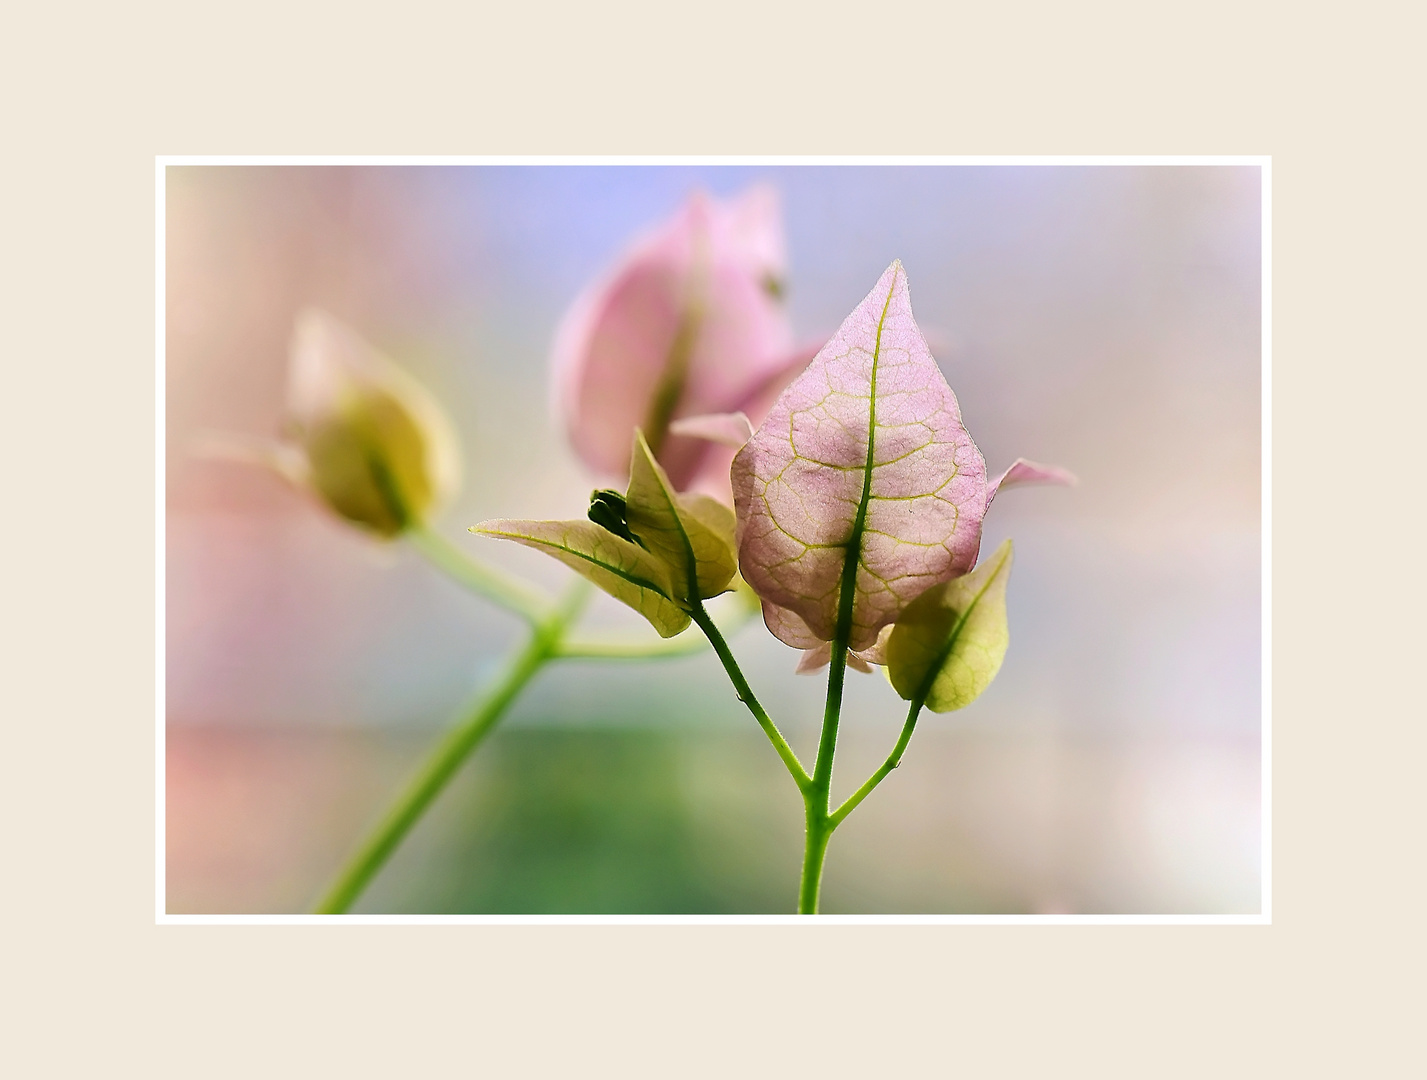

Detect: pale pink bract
[733,261,987,651]
[733,261,1074,663]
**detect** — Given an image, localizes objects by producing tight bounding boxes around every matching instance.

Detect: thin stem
[829,699,924,827]
[689,604,811,791]
[407,524,554,624]
[313,580,588,914]
[560,590,758,660]
[555,633,706,660]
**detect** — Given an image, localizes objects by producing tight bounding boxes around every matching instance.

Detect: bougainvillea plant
[476,258,1071,912]
[213,187,1069,914]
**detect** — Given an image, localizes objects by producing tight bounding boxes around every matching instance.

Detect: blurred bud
[284,310,461,537]
[552,185,818,494]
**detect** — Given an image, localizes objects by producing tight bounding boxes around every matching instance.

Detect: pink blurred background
[166,164,1261,913]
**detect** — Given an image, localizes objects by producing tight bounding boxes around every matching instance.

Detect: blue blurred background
[165,164,1262,914]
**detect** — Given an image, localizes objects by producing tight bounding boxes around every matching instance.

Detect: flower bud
[285,310,461,537]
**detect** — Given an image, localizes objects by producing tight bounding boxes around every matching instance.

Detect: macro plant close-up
[166,163,1263,916]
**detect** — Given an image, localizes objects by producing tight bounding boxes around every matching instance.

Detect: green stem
[830,699,923,827]
[407,524,554,624]
[554,634,706,659]
[812,639,851,796]
[557,588,759,660]
[798,806,833,915]
[796,263,896,914]
[690,604,811,791]
[798,637,850,914]
[314,581,588,914]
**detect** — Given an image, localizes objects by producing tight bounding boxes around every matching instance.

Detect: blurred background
[165,164,1262,914]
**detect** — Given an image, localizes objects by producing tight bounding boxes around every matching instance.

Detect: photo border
[157,154,1271,926]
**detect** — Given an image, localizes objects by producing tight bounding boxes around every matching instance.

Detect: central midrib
[833,265,899,645]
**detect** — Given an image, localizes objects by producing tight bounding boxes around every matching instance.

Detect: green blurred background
[165,164,1262,914]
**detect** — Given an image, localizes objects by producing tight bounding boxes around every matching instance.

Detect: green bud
[286,310,460,537]
[587,488,641,546]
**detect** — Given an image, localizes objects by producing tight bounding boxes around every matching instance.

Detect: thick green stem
[798,807,833,915]
[813,640,851,796]
[798,637,850,914]
[314,581,588,914]
[407,524,554,624]
[798,481,867,913]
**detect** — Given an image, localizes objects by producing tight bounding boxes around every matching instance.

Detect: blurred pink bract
[552,185,816,493]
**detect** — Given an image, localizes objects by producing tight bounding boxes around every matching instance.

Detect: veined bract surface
[732,261,987,651]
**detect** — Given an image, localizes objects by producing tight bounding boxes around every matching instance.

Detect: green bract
[471,431,737,637]
[625,431,738,607]
[885,540,1014,712]
[470,518,690,637]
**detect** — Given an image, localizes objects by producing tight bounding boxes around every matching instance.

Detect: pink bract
[732,261,988,652]
[987,458,1078,506]
[552,185,815,492]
